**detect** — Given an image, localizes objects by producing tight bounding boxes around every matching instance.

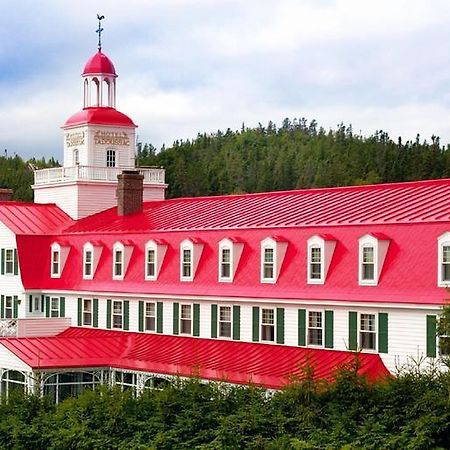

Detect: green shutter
[232,305,240,341]
[378,312,388,354]
[123,301,129,330]
[29,295,33,313]
[157,302,163,333]
[59,297,65,317]
[276,307,285,344]
[106,299,112,329]
[193,303,200,336]
[40,295,44,313]
[211,304,218,338]
[13,296,18,318]
[45,296,50,318]
[93,298,98,327]
[1,249,4,275]
[325,310,334,349]
[173,303,179,335]
[138,301,144,332]
[0,295,4,319]
[13,249,18,275]
[427,314,437,358]
[252,307,260,342]
[298,309,306,346]
[77,298,82,326]
[349,311,358,351]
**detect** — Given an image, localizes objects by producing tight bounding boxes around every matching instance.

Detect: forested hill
[3,118,450,201]
[137,119,450,199]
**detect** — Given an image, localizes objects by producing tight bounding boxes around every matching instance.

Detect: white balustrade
[34,166,165,185]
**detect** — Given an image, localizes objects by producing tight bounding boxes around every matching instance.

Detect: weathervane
[96,14,105,50]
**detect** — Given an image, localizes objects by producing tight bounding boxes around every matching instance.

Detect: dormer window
[180,239,204,282]
[83,242,103,280]
[438,232,450,286]
[260,237,287,283]
[112,241,134,280]
[307,235,336,284]
[114,247,123,278]
[145,240,167,281]
[51,247,60,277]
[218,238,243,283]
[358,234,390,286]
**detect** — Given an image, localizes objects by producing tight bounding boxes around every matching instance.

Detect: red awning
[0,328,390,389]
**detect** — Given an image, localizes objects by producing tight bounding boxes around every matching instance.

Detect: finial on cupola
[96,14,105,51]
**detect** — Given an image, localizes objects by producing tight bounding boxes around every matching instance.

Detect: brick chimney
[0,188,13,201]
[117,170,144,216]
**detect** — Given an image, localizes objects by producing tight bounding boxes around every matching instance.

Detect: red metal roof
[63,107,136,128]
[83,50,116,76]
[0,202,73,235]
[66,178,450,233]
[0,328,390,388]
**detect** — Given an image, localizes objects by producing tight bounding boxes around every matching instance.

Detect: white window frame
[218,305,232,338]
[261,245,276,283]
[307,310,324,347]
[358,234,389,286]
[308,245,323,284]
[106,149,116,167]
[145,242,157,281]
[51,243,61,278]
[4,249,14,275]
[112,300,123,329]
[180,304,192,335]
[261,307,275,342]
[438,232,450,286]
[113,242,124,280]
[50,297,60,318]
[145,302,156,332]
[4,296,13,319]
[83,299,92,326]
[219,245,232,282]
[180,245,193,281]
[83,244,94,280]
[359,312,377,351]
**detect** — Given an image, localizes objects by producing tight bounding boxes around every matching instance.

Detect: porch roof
[0,328,390,389]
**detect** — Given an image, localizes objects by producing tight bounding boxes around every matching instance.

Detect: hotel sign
[94,130,130,146]
[65,131,85,147]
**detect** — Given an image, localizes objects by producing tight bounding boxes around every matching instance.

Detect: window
[262,247,274,281]
[443,245,450,282]
[106,149,116,167]
[361,246,375,281]
[146,249,156,279]
[180,304,191,334]
[181,248,192,279]
[309,246,322,280]
[73,149,79,165]
[261,308,275,341]
[4,249,13,275]
[219,306,232,338]
[220,248,231,280]
[51,248,60,277]
[4,296,13,319]
[83,299,92,326]
[145,302,156,332]
[360,313,376,350]
[112,301,123,329]
[308,311,323,346]
[114,249,123,278]
[51,297,59,318]
[84,249,93,278]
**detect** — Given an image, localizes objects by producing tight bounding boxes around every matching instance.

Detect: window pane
[113,302,122,314]
[264,248,274,263]
[219,306,231,322]
[443,246,450,263]
[219,322,231,337]
[221,248,231,263]
[363,247,374,263]
[262,308,274,324]
[261,324,275,341]
[444,264,450,281]
[308,328,323,346]
[219,306,232,338]
[362,263,374,280]
[181,305,191,319]
[263,264,274,279]
[360,314,375,331]
[181,319,191,334]
[360,332,376,350]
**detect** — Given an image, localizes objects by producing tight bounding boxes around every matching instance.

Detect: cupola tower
[33,16,166,219]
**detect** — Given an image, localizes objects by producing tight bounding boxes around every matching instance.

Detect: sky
[2,0,450,160]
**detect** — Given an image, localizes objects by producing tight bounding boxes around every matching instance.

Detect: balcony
[34,166,165,186]
[0,318,72,338]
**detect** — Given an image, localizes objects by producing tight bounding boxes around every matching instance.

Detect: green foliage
[1,370,450,449]
[0,155,59,202]
[437,302,450,358]
[137,120,450,199]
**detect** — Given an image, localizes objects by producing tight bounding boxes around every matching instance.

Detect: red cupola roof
[83,50,116,76]
[63,107,136,128]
